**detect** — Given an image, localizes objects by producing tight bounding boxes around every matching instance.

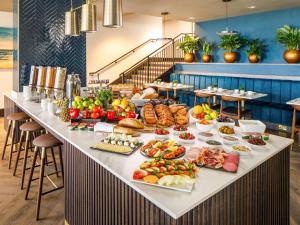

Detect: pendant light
[81,0,97,32]
[103,0,123,28]
[65,0,80,36]
[217,0,238,36]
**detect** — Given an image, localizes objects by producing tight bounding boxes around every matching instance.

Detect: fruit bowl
[189,104,217,124]
[196,120,214,132]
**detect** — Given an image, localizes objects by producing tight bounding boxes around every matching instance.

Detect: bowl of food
[232,145,251,156]
[238,120,266,133]
[218,125,235,137]
[247,138,267,150]
[173,125,188,135]
[196,120,214,132]
[154,128,170,140]
[216,116,235,128]
[222,136,239,145]
[206,140,222,146]
[198,132,214,141]
[178,132,196,144]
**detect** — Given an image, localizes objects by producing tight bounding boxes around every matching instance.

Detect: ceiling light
[217,0,238,36]
[65,0,80,36]
[65,9,80,36]
[81,0,97,32]
[103,0,123,28]
[248,5,256,9]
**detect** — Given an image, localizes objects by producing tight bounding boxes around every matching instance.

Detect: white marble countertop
[4,92,293,219]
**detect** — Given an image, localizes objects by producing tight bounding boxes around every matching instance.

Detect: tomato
[82,110,90,119]
[133,170,146,180]
[167,165,175,171]
[148,148,159,157]
[106,111,115,120]
[92,106,102,113]
[69,108,80,119]
[90,112,100,119]
[126,111,136,118]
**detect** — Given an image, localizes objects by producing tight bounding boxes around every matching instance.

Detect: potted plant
[218,34,242,63]
[276,25,300,63]
[246,38,267,63]
[201,40,213,63]
[177,35,200,63]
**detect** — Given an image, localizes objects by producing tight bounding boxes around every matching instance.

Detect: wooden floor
[0,118,299,225]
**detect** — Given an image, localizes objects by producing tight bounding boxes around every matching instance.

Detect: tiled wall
[170,73,299,126]
[17,0,86,88]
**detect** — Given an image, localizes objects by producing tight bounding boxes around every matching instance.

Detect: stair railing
[89,38,173,83]
[116,33,195,87]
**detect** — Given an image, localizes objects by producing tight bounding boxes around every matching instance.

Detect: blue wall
[18,0,87,88]
[196,7,300,63]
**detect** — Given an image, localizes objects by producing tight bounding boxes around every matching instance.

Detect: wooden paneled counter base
[4,93,291,225]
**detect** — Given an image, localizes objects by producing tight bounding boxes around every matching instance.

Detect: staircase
[89,33,195,88]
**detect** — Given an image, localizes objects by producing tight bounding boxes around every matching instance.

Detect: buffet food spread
[22,86,273,193]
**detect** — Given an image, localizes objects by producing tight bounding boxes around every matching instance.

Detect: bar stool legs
[21,131,31,189]
[36,147,46,220]
[13,130,25,176]
[2,120,12,160]
[25,146,39,200]
[8,121,16,169]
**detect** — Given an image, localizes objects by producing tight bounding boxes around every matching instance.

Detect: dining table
[145,82,194,98]
[194,89,268,109]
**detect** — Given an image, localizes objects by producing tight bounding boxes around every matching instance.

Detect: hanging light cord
[71,0,73,10]
[225,2,229,30]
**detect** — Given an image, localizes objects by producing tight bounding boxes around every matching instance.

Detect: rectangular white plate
[132,179,194,193]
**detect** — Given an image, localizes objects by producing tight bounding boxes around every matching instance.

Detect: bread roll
[113,126,134,135]
[118,118,144,129]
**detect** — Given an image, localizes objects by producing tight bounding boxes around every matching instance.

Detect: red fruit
[90,112,100,119]
[133,170,146,180]
[107,111,115,120]
[92,106,102,113]
[69,108,80,119]
[82,110,90,119]
[223,162,238,172]
[127,111,136,119]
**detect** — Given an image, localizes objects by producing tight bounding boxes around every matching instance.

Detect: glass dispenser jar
[54,67,67,99]
[29,65,38,90]
[36,66,47,93]
[45,66,56,97]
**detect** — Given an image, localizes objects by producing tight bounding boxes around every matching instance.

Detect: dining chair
[291,105,300,144]
[220,96,252,120]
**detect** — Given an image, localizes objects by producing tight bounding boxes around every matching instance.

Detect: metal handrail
[119,33,195,78]
[119,38,174,76]
[89,38,173,77]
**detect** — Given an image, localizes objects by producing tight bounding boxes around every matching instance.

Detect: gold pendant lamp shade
[65,9,80,36]
[81,1,97,32]
[103,0,123,28]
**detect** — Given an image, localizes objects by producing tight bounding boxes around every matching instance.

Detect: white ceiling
[1,0,300,22]
[96,0,300,22]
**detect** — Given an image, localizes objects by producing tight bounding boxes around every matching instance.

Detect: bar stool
[194,92,220,110]
[220,96,252,120]
[25,134,64,220]
[13,121,43,189]
[2,112,30,169]
[291,105,300,144]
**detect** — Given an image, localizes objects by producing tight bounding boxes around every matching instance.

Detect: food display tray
[132,179,194,193]
[140,148,186,160]
[90,142,143,156]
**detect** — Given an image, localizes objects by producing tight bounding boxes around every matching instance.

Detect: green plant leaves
[177,35,200,54]
[218,34,243,52]
[276,25,300,50]
[245,38,267,58]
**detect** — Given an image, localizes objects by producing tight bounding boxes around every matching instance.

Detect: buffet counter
[4,92,292,225]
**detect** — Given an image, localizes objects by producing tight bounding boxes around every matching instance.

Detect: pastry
[143,103,157,125]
